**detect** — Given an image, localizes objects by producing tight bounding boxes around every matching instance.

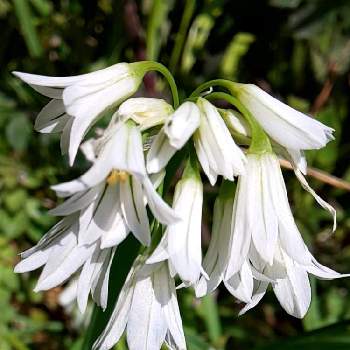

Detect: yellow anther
[107,170,129,185]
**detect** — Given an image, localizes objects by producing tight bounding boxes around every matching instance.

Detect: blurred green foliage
[1,0,350,349]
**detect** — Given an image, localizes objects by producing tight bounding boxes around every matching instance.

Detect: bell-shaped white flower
[51,120,179,247]
[235,83,334,173]
[118,97,174,130]
[197,153,344,317]
[194,98,246,185]
[13,63,143,165]
[14,214,116,314]
[93,260,186,350]
[147,98,246,185]
[147,157,203,285]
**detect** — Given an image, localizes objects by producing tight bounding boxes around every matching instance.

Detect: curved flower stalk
[197,152,344,318]
[147,97,246,184]
[93,260,186,350]
[147,156,204,285]
[14,214,116,313]
[13,63,145,165]
[233,83,334,173]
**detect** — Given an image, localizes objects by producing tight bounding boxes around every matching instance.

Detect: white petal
[194,98,246,184]
[79,184,121,246]
[35,99,66,132]
[49,184,103,216]
[67,113,98,165]
[164,101,200,149]
[60,117,73,156]
[286,148,307,175]
[155,264,187,350]
[91,247,116,310]
[100,212,129,249]
[237,84,334,150]
[146,129,177,174]
[30,85,63,98]
[266,154,313,265]
[35,243,95,291]
[273,254,311,318]
[120,176,150,246]
[225,177,251,279]
[166,177,203,284]
[19,215,77,258]
[294,168,336,231]
[142,176,179,225]
[225,261,254,303]
[196,192,234,296]
[92,265,135,350]
[238,281,268,316]
[127,274,167,350]
[14,248,51,273]
[13,63,131,87]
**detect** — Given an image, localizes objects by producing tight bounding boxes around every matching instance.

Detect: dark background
[1,0,350,349]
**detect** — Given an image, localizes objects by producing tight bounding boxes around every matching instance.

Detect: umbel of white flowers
[13,61,347,350]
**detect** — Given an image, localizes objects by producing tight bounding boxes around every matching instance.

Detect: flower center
[107,169,129,185]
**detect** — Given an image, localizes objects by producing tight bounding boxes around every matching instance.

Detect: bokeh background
[1,0,350,349]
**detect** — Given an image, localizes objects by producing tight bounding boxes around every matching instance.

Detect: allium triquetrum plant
[13,60,348,350]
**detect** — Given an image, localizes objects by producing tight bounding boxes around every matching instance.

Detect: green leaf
[12,0,43,57]
[181,13,214,73]
[221,32,255,80]
[255,321,350,350]
[146,0,173,60]
[198,294,223,346]
[5,114,31,151]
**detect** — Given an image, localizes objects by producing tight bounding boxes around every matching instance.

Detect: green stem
[169,0,196,73]
[189,79,230,99]
[190,79,272,154]
[205,91,271,153]
[132,61,179,108]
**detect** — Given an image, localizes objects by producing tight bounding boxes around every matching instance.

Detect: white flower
[235,83,334,173]
[197,153,343,317]
[93,261,186,350]
[147,158,204,285]
[147,101,200,173]
[118,97,174,130]
[14,214,116,314]
[147,98,246,185]
[13,63,143,165]
[51,120,179,247]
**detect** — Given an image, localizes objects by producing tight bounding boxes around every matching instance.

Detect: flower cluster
[14,61,347,349]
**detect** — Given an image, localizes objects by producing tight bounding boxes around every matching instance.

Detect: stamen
[107,169,129,185]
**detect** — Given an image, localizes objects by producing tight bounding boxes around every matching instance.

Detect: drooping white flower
[13,63,143,165]
[197,152,343,317]
[118,97,174,130]
[234,83,334,173]
[14,214,116,313]
[147,157,204,285]
[93,260,186,350]
[51,120,179,247]
[147,98,246,185]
